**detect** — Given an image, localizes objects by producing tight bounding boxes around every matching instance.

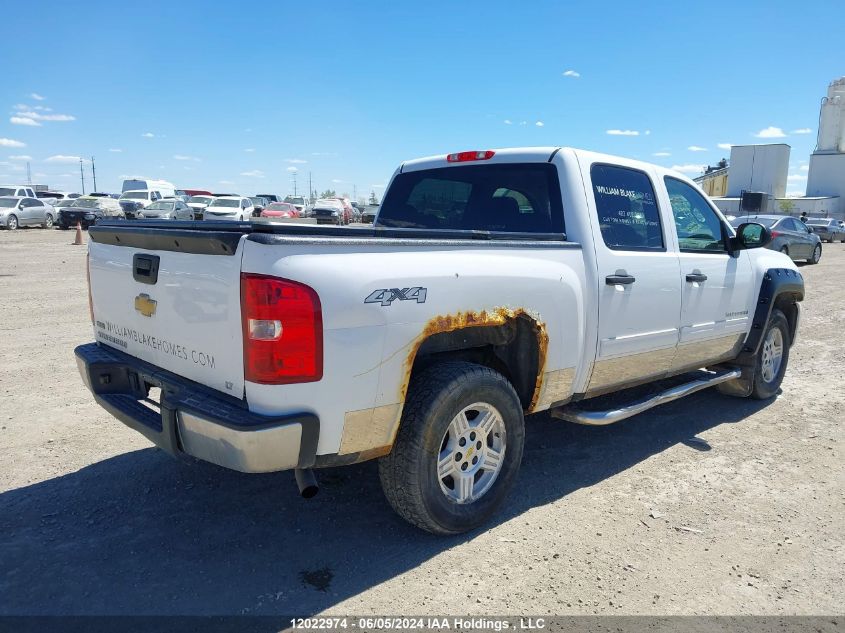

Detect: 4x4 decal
[364,287,427,306]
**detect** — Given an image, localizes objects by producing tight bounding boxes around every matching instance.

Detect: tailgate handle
[133,254,160,285]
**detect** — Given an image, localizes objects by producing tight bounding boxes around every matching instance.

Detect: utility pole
[91,156,97,192]
[79,158,86,195]
[353,184,357,201]
[308,171,313,203]
[26,161,31,185]
[291,171,298,196]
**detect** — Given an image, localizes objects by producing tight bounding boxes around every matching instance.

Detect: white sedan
[203,196,254,221]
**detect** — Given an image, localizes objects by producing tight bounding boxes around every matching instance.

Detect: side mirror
[806,226,814,233]
[731,222,772,252]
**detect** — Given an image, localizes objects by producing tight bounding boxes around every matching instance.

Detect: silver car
[730,214,822,264]
[806,218,845,243]
[0,196,56,230]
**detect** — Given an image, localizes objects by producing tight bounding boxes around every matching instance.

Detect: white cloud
[0,138,26,148]
[687,145,707,152]
[717,143,732,150]
[219,180,234,185]
[754,126,786,138]
[370,184,386,188]
[12,104,28,111]
[33,105,51,112]
[791,128,812,134]
[644,130,651,136]
[606,129,639,136]
[562,70,580,78]
[800,164,809,171]
[652,151,671,157]
[240,170,265,178]
[45,155,84,163]
[519,121,528,126]
[331,179,345,184]
[787,173,807,181]
[30,93,45,101]
[8,155,32,161]
[10,116,41,126]
[244,148,255,152]
[503,119,513,125]
[670,164,706,175]
[173,154,200,161]
[141,132,155,138]
[109,148,123,153]
[286,166,298,172]
[311,151,338,157]
[285,158,307,164]
[13,110,75,122]
[535,121,545,127]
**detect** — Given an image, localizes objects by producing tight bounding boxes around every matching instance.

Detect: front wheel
[379,361,525,534]
[750,309,791,400]
[807,243,821,264]
[6,214,18,230]
[42,214,54,229]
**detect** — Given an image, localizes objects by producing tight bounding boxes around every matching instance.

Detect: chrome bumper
[75,343,319,473]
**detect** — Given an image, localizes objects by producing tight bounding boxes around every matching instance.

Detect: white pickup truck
[76,147,804,534]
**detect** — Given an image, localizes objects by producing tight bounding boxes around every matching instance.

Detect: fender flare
[738,267,804,364]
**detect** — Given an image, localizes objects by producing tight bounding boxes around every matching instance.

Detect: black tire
[750,309,791,400]
[42,214,53,229]
[807,243,821,264]
[379,361,525,535]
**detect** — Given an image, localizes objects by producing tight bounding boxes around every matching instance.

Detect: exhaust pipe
[295,468,319,499]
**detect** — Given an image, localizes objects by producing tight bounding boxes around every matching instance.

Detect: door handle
[686,273,708,283]
[605,274,636,285]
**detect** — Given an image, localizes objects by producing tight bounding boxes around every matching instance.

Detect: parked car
[137,199,193,221]
[261,202,299,219]
[361,204,379,224]
[121,179,176,198]
[257,193,283,203]
[806,218,845,243]
[249,196,269,217]
[187,195,215,220]
[312,198,347,225]
[283,195,309,216]
[78,145,804,534]
[0,184,38,198]
[203,196,254,221]
[0,196,55,229]
[730,215,822,264]
[349,201,363,223]
[119,190,163,218]
[57,196,124,229]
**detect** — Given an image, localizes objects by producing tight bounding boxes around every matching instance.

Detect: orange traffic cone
[72,221,83,245]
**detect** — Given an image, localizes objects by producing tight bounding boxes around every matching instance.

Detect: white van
[121,178,176,198]
[119,190,165,218]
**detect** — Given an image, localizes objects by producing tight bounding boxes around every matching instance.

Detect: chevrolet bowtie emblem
[134,293,157,317]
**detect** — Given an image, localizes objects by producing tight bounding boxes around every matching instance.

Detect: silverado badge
[134,293,157,317]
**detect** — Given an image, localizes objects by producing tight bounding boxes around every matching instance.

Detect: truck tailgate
[87,227,246,398]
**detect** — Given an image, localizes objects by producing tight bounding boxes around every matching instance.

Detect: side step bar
[551,368,742,426]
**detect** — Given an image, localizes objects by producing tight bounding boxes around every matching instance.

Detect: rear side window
[591,164,663,251]
[377,163,564,234]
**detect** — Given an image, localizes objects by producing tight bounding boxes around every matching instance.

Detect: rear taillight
[86,253,94,324]
[446,150,495,162]
[241,273,323,384]
[770,231,782,238]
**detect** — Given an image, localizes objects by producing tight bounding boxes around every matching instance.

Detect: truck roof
[399,146,700,186]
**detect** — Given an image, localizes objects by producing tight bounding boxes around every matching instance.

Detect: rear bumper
[74,343,319,473]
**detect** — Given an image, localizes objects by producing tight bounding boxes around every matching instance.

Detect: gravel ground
[0,227,842,616]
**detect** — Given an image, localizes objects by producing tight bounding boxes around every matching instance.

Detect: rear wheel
[379,361,525,534]
[807,243,821,264]
[6,214,18,230]
[42,214,53,229]
[750,309,790,400]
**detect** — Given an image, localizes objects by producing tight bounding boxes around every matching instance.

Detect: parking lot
[0,227,842,616]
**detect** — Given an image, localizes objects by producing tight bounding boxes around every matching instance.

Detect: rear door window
[591,164,664,251]
[377,163,564,233]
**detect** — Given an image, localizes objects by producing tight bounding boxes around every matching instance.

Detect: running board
[550,368,742,426]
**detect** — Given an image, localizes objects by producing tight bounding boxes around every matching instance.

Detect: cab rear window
[376,164,564,234]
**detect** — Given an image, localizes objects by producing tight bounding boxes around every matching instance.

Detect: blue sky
[1,0,841,199]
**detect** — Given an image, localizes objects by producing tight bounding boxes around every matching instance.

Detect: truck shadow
[0,390,772,616]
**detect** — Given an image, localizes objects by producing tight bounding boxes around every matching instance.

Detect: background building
[704,77,845,220]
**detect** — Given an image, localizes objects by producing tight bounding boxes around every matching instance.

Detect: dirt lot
[0,227,842,616]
